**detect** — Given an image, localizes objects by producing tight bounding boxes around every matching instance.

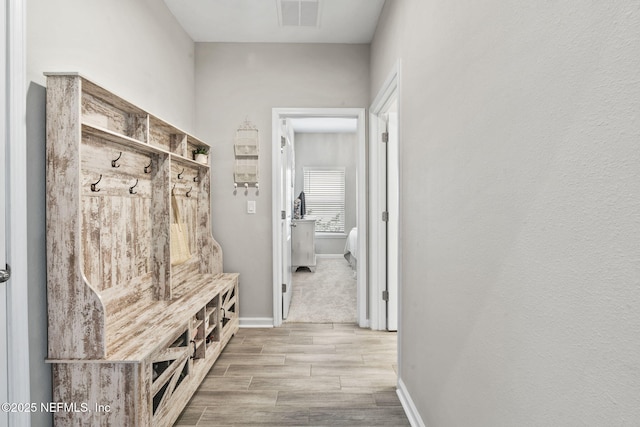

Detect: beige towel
[171,192,191,265]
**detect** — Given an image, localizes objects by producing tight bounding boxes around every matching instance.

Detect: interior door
[0,0,9,423]
[385,104,399,331]
[281,120,295,319]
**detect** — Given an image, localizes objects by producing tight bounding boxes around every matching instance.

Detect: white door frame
[272,108,367,328]
[4,0,31,426]
[0,1,8,424]
[280,119,294,320]
[369,63,401,331]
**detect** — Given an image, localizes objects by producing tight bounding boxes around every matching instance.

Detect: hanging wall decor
[233,118,259,187]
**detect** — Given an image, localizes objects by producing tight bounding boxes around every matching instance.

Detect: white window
[303,167,345,233]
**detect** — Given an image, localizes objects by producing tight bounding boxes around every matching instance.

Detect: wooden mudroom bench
[103,273,238,362]
[45,73,238,426]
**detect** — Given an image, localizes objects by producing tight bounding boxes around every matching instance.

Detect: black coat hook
[129,179,139,194]
[193,175,199,183]
[90,174,102,192]
[111,152,122,168]
[177,168,185,179]
[144,160,152,174]
[186,187,193,198]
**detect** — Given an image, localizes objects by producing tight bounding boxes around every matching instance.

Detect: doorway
[272,108,367,327]
[286,127,357,323]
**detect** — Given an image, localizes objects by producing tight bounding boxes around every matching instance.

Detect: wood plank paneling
[81,196,101,288]
[79,130,157,293]
[149,116,185,153]
[52,363,141,426]
[82,92,131,136]
[152,153,171,299]
[198,172,223,275]
[82,195,153,290]
[47,75,106,360]
[170,133,187,157]
[80,78,147,118]
[130,114,149,143]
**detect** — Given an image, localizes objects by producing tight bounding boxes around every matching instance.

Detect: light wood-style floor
[175,323,409,426]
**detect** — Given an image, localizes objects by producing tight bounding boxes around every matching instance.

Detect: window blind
[303,167,345,233]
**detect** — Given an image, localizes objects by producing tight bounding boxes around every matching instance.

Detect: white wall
[369,0,402,97]
[294,132,357,254]
[372,1,640,426]
[194,43,369,320]
[28,0,195,130]
[26,2,196,425]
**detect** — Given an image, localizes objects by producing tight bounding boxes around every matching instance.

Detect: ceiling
[164,0,386,44]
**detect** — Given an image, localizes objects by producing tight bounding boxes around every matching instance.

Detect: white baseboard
[397,377,427,427]
[239,317,274,328]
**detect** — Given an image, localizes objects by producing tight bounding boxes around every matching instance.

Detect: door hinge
[281,136,286,148]
[281,210,286,219]
[282,283,287,293]
[382,211,389,222]
[382,290,389,301]
[382,132,389,143]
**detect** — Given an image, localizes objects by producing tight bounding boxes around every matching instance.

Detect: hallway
[176,323,408,426]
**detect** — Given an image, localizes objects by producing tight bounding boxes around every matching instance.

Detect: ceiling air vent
[277,0,320,27]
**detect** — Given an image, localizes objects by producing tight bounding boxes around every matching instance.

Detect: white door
[0,0,9,423]
[376,100,399,332]
[385,104,399,331]
[281,120,295,319]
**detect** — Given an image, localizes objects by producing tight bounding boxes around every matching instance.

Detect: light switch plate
[247,200,256,214]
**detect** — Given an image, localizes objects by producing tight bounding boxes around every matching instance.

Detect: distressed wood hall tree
[45,73,239,426]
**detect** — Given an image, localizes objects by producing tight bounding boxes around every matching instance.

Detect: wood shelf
[171,153,210,169]
[81,123,212,170]
[82,122,151,150]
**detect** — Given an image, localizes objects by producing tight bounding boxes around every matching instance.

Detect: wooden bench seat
[101,273,237,361]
